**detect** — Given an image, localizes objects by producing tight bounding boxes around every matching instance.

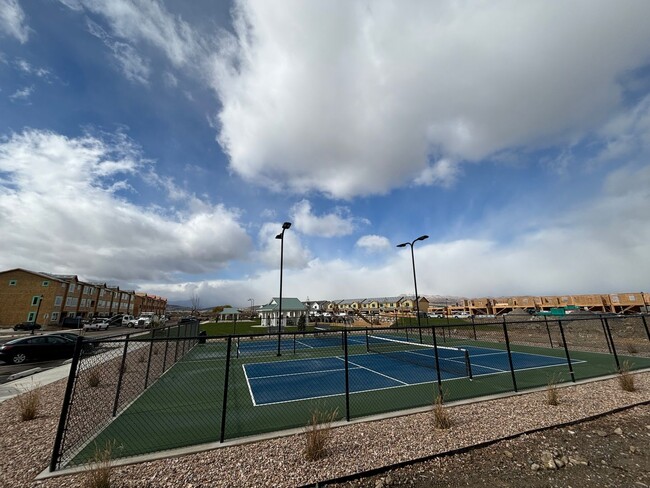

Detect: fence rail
[50,314,650,471]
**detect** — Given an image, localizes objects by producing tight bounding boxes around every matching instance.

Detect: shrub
[137,353,145,363]
[432,395,452,429]
[304,408,338,461]
[83,441,114,488]
[17,385,40,421]
[87,370,101,388]
[546,373,561,406]
[619,361,636,392]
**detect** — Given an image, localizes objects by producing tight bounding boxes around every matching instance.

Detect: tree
[298,313,306,332]
[191,292,201,316]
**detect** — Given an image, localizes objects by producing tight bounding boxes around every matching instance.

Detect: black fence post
[174,324,180,363]
[162,326,170,372]
[49,336,85,472]
[112,336,130,417]
[219,336,233,443]
[431,326,443,399]
[343,329,350,421]
[603,318,620,371]
[600,318,612,354]
[144,335,154,390]
[641,315,650,341]
[501,317,518,392]
[471,316,477,341]
[544,316,553,349]
[365,328,370,352]
[557,320,575,382]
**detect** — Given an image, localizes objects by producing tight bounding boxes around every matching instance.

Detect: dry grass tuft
[546,373,561,406]
[16,384,41,421]
[618,361,637,392]
[83,441,114,488]
[137,353,146,363]
[304,408,338,461]
[432,395,452,429]
[626,343,638,354]
[87,370,101,388]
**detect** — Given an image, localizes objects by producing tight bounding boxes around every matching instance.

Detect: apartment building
[0,268,167,328]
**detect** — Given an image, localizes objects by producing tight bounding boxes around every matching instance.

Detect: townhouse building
[0,268,167,328]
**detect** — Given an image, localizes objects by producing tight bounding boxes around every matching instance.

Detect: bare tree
[190,292,200,316]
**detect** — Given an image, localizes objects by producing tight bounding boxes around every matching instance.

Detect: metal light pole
[397,235,429,342]
[32,294,44,335]
[248,298,254,316]
[276,222,291,356]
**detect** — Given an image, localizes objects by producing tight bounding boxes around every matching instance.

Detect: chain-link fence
[50,314,650,471]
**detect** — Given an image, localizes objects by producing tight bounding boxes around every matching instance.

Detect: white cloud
[356,235,390,252]
[15,58,50,78]
[9,85,33,101]
[0,0,30,43]
[0,130,252,281]
[290,199,363,237]
[211,0,650,199]
[254,222,312,270]
[413,158,460,187]
[86,18,150,84]
[146,162,650,306]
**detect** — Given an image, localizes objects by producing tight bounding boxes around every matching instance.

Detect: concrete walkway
[0,362,71,403]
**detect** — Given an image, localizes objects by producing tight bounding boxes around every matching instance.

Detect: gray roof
[219,307,241,315]
[258,297,307,312]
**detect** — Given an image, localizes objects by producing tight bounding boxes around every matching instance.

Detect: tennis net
[367,335,473,379]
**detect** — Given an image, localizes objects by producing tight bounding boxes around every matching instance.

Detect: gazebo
[258,297,308,328]
[218,307,241,321]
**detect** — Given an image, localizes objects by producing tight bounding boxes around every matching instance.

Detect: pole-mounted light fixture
[276,222,291,355]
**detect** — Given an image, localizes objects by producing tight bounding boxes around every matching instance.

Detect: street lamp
[276,222,291,356]
[33,294,44,335]
[397,235,429,341]
[248,298,254,316]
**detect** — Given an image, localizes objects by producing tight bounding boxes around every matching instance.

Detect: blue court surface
[243,344,583,405]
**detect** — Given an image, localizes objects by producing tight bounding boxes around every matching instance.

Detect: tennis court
[56,318,650,469]
[243,338,583,405]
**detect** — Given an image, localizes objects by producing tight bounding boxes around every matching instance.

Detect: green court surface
[69,331,650,466]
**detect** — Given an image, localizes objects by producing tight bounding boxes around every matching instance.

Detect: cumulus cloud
[290,199,364,237]
[254,222,312,270]
[0,0,30,43]
[413,158,460,187]
[0,130,252,281]
[356,235,391,252]
[210,0,650,199]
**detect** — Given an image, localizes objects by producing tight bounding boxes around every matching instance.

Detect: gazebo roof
[258,297,307,312]
[218,307,240,315]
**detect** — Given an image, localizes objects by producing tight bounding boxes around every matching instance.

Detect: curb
[7,367,42,381]
[300,399,650,488]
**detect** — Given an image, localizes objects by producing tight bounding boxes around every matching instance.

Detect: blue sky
[1,0,650,307]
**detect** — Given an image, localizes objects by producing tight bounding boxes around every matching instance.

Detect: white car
[83,319,109,331]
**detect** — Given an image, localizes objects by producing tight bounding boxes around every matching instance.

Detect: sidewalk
[0,362,71,403]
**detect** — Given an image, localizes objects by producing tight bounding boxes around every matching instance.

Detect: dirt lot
[331,404,650,488]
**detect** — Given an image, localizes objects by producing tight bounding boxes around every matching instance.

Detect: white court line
[334,356,409,385]
[294,339,314,349]
[242,365,257,407]
[246,365,351,381]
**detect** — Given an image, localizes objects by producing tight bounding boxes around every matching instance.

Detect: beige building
[0,268,167,328]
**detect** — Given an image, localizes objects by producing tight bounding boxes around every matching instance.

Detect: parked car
[0,335,77,364]
[13,322,42,331]
[107,315,124,326]
[83,319,109,331]
[43,332,98,350]
[122,315,136,327]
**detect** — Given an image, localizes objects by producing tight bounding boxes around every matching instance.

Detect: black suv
[13,322,42,331]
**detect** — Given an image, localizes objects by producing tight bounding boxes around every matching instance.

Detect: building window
[54,296,63,306]
[9,280,17,286]
[27,312,36,322]
[31,296,40,306]
[42,281,50,287]
[69,284,75,293]
[51,312,59,322]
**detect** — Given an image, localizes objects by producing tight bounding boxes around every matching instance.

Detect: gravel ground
[0,372,648,487]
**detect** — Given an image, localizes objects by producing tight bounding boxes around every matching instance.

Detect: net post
[343,329,350,421]
[236,336,240,359]
[464,349,473,380]
[544,316,553,348]
[112,336,130,417]
[294,332,297,354]
[49,335,85,472]
[603,317,620,371]
[219,335,233,443]
[557,320,575,382]
[501,317,518,392]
